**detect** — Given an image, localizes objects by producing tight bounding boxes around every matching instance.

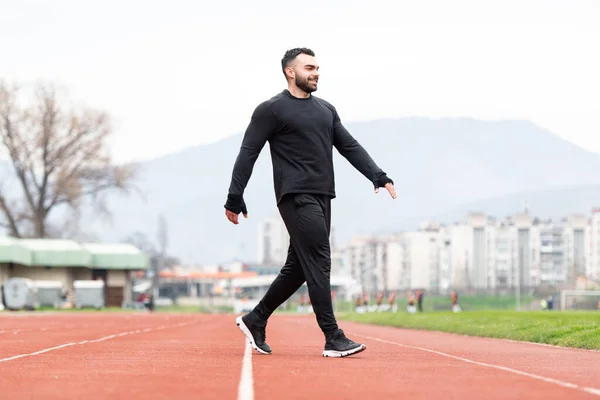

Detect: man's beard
[295,75,317,93]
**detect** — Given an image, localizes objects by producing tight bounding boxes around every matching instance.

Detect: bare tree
[123,229,180,269]
[0,80,136,238]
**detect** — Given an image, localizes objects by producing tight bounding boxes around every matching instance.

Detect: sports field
[1,311,599,399]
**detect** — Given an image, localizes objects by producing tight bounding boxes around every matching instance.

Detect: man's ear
[285,67,295,80]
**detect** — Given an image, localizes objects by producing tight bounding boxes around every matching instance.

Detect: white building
[485,218,515,289]
[387,238,410,290]
[335,208,600,293]
[589,209,600,280]
[340,234,407,293]
[257,215,340,267]
[341,223,451,293]
[561,214,587,283]
[452,212,538,290]
[331,249,345,276]
[536,220,566,285]
[340,236,378,293]
[404,221,449,291]
[257,215,289,265]
[447,213,488,289]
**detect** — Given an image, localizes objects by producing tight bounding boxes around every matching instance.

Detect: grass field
[340,310,600,350]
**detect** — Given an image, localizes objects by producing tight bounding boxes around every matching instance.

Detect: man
[224,47,396,358]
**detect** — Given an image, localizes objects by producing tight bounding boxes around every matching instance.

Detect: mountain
[4,117,600,264]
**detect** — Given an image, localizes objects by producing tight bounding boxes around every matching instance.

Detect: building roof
[0,236,149,270]
[19,238,93,267]
[81,243,149,270]
[0,236,32,266]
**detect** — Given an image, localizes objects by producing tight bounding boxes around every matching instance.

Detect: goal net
[560,290,600,311]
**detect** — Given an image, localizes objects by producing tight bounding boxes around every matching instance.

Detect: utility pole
[154,214,168,301]
[516,246,522,311]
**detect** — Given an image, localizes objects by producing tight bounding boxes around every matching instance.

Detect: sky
[1,0,599,164]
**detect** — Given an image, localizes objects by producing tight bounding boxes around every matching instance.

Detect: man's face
[287,54,320,93]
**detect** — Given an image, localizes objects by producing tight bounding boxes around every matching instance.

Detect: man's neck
[286,85,310,99]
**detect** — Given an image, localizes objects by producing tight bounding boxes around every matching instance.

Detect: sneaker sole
[322,344,366,358]
[235,316,271,355]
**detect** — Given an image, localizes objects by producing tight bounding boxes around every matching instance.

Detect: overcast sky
[1,0,598,164]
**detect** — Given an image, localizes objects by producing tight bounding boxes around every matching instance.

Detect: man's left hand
[375,182,396,199]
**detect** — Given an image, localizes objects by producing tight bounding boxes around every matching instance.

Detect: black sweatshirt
[225,89,392,213]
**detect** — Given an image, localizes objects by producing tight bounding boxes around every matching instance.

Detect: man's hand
[224,194,248,225]
[375,182,397,199]
[225,208,248,225]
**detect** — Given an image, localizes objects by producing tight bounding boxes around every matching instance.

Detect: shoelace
[255,326,266,342]
[332,330,352,345]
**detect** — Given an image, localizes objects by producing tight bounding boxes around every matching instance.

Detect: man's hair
[281,47,315,76]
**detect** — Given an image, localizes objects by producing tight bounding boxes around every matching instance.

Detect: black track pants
[251,193,338,336]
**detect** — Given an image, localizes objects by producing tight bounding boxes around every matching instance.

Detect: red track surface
[1,312,599,399]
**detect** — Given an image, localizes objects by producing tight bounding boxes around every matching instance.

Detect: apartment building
[257,215,339,266]
[536,220,566,285]
[404,221,450,291]
[447,213,492,289]
[339,234,408,293]
[260,208,600,293]
[257,215,290,265]
[589,209,600,280]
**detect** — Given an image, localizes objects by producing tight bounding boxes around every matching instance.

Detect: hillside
[3,117,600,264]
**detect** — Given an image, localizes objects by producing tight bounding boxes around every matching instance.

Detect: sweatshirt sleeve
[226,102,277,208]
[332,107,393,188]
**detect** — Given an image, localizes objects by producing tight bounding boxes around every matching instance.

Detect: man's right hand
[225,208,248,225]
[224,194,248,225]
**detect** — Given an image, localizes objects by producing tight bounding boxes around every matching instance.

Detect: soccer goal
[559,290,600,311]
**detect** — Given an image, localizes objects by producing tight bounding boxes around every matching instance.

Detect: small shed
[3,277,37,310]
[82,243,150,307]
[74,280,105,309]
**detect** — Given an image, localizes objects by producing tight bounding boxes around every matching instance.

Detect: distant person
[226,47,395,358]
[416,289,424,312]
[388,292,397,312]
[407,292,416,314]
[298,293,306,312]
[451,290,461,313]
[388,292,396,306]
[355,295,362,310]
[143,293,154,312]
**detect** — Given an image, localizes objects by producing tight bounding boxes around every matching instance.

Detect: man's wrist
[224,193,243,213]
[373,173,394,189]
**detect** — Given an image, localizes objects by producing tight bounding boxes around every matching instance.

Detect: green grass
[340,310,600,350]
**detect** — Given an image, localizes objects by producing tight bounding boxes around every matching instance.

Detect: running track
[0,312,599,399]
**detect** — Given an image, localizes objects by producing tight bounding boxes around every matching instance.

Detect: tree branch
[0,79,137,238]
[0,193,22,237]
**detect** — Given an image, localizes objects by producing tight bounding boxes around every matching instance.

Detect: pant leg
[251,241,305,322]
[278,193,338,336]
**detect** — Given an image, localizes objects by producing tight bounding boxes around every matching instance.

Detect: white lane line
[282,318,600,397]
[354,333,600,397]
[0,321,194,364]
[237,339,254,400]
